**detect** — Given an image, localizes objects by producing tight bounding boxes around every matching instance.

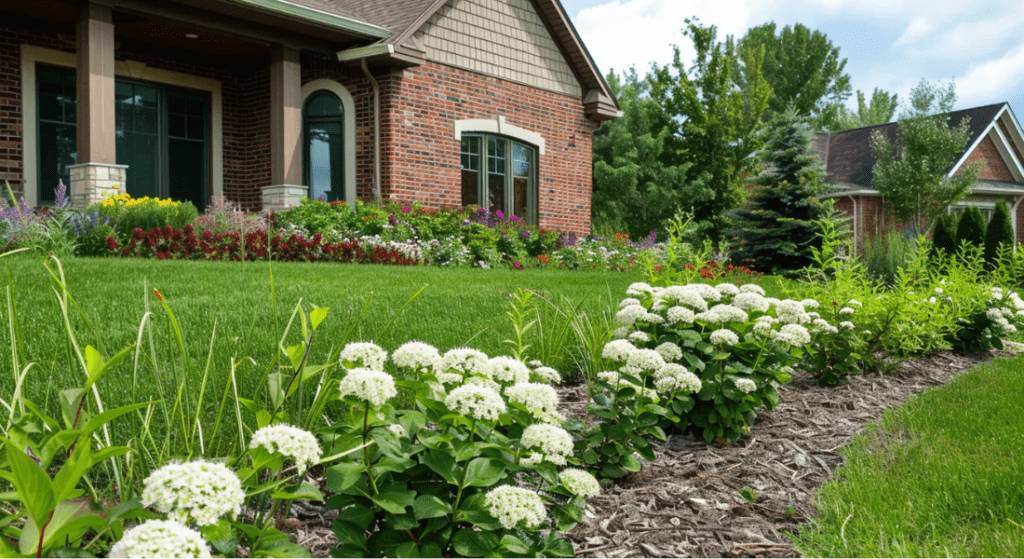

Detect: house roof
[817,102,1010,189]
[279,0,619,119]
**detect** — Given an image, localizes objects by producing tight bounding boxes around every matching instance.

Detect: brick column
[71,3,124,208]
[263,45,306,211]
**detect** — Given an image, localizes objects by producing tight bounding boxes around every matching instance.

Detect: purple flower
[317,195,326,202]
[520,230,531,239]
[496,210,504,219]
[401,205,411,213]
[55,180,69,209]
[513,261,522,269]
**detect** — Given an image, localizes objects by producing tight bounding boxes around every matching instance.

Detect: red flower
[153,288,163,301]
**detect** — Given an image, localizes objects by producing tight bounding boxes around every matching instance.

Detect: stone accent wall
[413,0,582,98]
[69,162,126,207]
[962,134,1017,181]
[376,61,594,235]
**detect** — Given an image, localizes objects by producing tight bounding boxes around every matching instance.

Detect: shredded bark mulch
[284,349,1014,558]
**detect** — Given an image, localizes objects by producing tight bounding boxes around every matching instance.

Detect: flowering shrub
[93,191,198,238]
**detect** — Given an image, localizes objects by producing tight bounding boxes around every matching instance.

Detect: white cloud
[893,17,930,46]
[954,41,1024,108]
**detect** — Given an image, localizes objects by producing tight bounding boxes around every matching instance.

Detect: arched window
[303,90,344,202]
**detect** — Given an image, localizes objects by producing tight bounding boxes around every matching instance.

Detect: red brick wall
[375,61,595,235]
[962,135,1016,181]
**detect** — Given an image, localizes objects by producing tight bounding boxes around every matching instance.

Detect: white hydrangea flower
[531,366,561,384]
[696,304,749,325]
[934,287,944,294]
[596,371,656,399]
[505,382,563,423]
[800,299,820,310]
[625,282,654,296]
[615,304,648,325]
[838,307,856,315]
[628,330,650,343]
[249,424,322,470]
[662,286,709,312]
[338,368,397,407]
[142,461,244,527]
[716,283,740,297]
[622,348,666,374]
[709,329,740,346]
[339,342,388,370]
[444,384,506,421]
[732,292,770,313]
[776,324,811,346]
[613,326,630,339]
[806,311,821,320]
[392,341,441,372]
[739,284,766,295]
[108,520,211,559]
[848,299,863,307]
[519,424,573,466]
[653,364,702,394]
[655,342,683,362]
[437,348,490,379]
[388,424,407,439]
[618,297,642,308]
[690,283,722,302]
[485,486,546,530]
[666,306,696,325]
[811,318,839,335]
[753,315,777,338]
[559,469,601,498]
[602,339,637,361]
[734,378,757,394]
[1004,324,1018,334]
[775,299,805,316]
[643,312,665,324]
[462,375,503,395]
[487,356,531,384]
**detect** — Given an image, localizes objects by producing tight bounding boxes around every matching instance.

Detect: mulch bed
[288,349,1013,558]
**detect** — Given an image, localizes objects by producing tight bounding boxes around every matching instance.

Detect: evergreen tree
[956,206,986,251]
[929,212,958,260]
[984,201,1014,266]
[729,110,828,274]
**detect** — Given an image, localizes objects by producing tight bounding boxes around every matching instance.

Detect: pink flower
[496,210,504,219]
[513,261,522,269]
[401,206,411,213]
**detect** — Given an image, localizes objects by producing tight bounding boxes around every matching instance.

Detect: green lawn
[794,353,1024,557]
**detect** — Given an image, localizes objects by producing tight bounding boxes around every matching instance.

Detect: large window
[36,65,210,209]
[303,91,344,202]
[460,134,536,224]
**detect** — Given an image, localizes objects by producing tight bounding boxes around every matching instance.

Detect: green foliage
[592,69,692,240]
[729,110,830,274]
[929,213,958,260]
[833,88,899,130]
[91,194,198,239]
[737,22,852,129]
[650,19,772,241]
[871,80,979,234]
[864,231,916,286]
[984,201,1014,268]
[956,206,986,249]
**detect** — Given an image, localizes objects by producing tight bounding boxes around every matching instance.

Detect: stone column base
[69,162,128,208]
[262,184,308,211]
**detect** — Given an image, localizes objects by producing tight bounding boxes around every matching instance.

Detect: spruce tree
[930,213,958,260]
[955,206,986,251]
[984,201,1014,266]
[729,111,828,275]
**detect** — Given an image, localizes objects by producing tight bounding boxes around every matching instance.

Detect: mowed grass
[794,354,1024,558]
[1,254,640,407]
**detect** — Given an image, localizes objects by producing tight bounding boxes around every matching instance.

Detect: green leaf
[423,449,459,485]
[273,482,323,502]
[6,444,55,529]
[53,441,91,503]
[59,388,86,428]
[267,373,286,410]
[620,453,642,473]
[463,457,506,488]
[310,306,329,331]
[79,401,153,441]
[501,534,531,554]
[324,462,365,492]
[413,494,452,520]
[453,528,499,557]
[20,498,105,556]
[82,345,132,393]
[286,343,305,372]
[200,520,238,557]
[371,486,415,514]
[601,463,627,479]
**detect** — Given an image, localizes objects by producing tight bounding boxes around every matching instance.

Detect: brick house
[814,102,1024,250]
[0,0,617,235]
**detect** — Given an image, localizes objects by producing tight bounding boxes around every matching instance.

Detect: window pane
[169,138,206,211]
[307,122,342,202]
[488,174,505,214]
[513,177,529,222]
[168,111,187,138]
[512,142,531,177]
[38,122,77,204]
[187,115,204,140]
[461,170,479,207]
[304,91,342,118]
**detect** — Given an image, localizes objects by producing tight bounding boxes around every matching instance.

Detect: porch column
[263,45,306,211]
[71,3,125,208]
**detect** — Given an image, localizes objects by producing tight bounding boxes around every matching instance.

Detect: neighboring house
[0,0,617,235]
[814,102,1024,251]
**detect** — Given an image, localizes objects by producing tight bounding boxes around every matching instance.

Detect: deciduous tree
[835,88,899,130]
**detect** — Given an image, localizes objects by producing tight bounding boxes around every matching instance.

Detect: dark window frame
[302,90,345,203]
[460,133,537,224]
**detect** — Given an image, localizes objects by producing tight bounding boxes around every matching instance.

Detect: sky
[561,0,1024,124]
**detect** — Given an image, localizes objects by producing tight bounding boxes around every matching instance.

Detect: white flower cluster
[338,368,397,407]
[800,299,820,310]
[733,292,770,312]
[444,384,506,421]
[392,341,441,372]
[653,364,702,394]
[109,520,211,558]
[776,299,811,324]
[505,382,564,423]
[436,348,489,384]
[559,468,601,498]
[614,303,648,325]
[655,342,683,362]
[662,286,709,312]
[622,349,666,374]
[249,424,322,470]
[488,356,531,384]
[734,378,757,394]
[628,330,651,343]
[485,486,547,530]
[716,283,740,297]
[519,423,574,465]
[740,284,766,295]
[626,282,654,297]
[596,371,657,399]
[775,324,811,346]
[142,461,244,526]
[531,366,561,384]
[753,316,777,338]
[696,304,748,325]
[339,342,388,370]
[810,318,839,335]
[602,339,637,362]
[388,424,407,439]
[666,306,696,325]
[710,329,740,346]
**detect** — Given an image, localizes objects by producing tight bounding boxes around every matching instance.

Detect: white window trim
[300,79,356,204]
[20,45,223,208]
[454,116,545,155]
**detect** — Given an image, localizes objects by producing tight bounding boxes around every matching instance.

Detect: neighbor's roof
[815,102,1008,188]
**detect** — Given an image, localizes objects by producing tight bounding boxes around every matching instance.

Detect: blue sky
[562,0,1024,124]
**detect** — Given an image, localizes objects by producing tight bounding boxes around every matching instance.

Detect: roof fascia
[387,0,451,48]
[227,0,390,39]
[822,189,881,198]
[336,42,425,67]
[990,123,1024,181]
[949,104,1004,177]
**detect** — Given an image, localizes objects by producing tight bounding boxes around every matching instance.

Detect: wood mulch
[286,348,1015,558]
